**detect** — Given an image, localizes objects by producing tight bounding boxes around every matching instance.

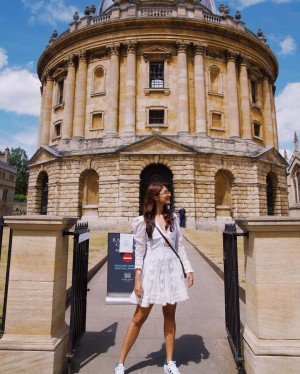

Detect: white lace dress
[129,215,193,307]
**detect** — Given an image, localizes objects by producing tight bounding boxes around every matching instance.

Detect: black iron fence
[0,217,13,337]
[223,224,248,373]
[64,222,90,373]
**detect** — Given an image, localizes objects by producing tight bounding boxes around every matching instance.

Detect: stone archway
[79,169,99,217]
[266,172,278,216]
[139,164,173,215]
[36,171,48,215]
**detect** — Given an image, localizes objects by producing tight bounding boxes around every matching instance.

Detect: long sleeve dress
[129,215,194,307]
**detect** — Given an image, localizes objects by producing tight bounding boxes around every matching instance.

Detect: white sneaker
[164,361,181,374]
[115,363,125,374]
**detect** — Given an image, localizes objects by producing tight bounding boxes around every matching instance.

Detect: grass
[182,228,246,285]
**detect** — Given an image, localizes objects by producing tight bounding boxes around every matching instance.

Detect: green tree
[8,147,29,195]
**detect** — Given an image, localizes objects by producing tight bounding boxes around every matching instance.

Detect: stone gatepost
[0,216,77,374]
[235,217,300,374]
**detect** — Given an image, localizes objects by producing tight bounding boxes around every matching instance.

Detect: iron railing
[223,224,247,373]
[64,222,90,373]
[0,217,13,336]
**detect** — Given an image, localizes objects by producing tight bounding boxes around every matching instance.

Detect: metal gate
[64,222,90,373]
[0,217,13,337]
[223,224,247,373]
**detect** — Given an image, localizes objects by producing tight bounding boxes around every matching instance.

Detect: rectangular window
[91,112,104,130]
[149,109,165,125]
[251,81,257,103]
[211,112,223,129]
[150,62,164,88]
[9,174,14,182]
[253,122,262,139]
[58,81,64,104]
[3,189,8,202]
[54,123,61,138]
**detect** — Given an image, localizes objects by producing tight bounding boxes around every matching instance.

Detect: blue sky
[0,0,299,158]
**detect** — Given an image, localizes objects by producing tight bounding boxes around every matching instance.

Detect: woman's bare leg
[118,304,153,364]
[163,303,177,363]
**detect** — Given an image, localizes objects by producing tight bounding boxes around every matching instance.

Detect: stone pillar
[37,82,45,147]
[235,217,300,374]
[0,216,77,374]
[41,73,54,146]
[62,54,76,140]
[124,41,137,137]
[106,43,120,138]
[226,51,240,138]
[262,73,274,147]
[239,56,252,139]
[176,40,189,135]
[73,50,87,139]
[270,81,279,149]
[177,41,190,135]
[193,43,207,135]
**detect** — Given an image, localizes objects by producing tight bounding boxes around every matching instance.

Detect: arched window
[79,170,99,217]
[92,66,105,95]
[297,172,300,204]
[36,171,48,215]
[266,172,278,216]
[215,170,233,218]
[209,66,222,95]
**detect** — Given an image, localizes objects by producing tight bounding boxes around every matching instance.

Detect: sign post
[106,233,135,304]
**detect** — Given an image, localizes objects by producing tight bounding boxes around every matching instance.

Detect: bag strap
[155,223,186,277]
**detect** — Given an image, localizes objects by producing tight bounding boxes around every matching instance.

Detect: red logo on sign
[122,253,132,263]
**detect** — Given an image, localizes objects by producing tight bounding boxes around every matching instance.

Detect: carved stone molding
[68,53,76,67]
[226,50,238,62]
[107,43,120,56]
[176,40,190,54]
[193,42,207,56]
[240,55,248,66]
[125,40,137,54]
[78,50,87,63]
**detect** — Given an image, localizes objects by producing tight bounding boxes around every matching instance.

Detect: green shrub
[14,194,27,202]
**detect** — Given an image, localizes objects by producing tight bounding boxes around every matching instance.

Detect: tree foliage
[8,147,29,195]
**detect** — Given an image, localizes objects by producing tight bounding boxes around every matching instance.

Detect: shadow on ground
[126,334,210,373]
[71,322,118,373]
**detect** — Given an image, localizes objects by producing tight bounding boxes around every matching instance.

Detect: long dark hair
[143,182,174,239]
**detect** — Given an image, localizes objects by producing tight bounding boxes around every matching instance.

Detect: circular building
[28,0,288,229]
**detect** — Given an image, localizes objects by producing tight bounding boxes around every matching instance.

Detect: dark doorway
[266,174,274,216]
[41,174,48,215]
[139,164,174,215]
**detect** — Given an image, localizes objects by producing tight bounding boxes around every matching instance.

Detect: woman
[115,183,194,374]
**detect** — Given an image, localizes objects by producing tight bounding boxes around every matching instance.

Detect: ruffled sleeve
[174,214,194,274]
[132,216,147,270]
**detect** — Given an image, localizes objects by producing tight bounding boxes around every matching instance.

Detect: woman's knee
[132,307,151,327]
[163,304,177,320]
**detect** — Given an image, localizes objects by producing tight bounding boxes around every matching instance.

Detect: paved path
[71,239,238,374]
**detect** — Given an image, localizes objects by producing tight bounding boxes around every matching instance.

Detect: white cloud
[0,125,39,158]
[22,0,78,26]
[275,82,300,145]
[0,67,41,116]
[0,48,8,69]
[278,36,297,55]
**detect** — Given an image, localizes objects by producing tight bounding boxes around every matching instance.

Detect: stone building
[28,0,288,229]
[0,148,17,217]
[287,133,300,217]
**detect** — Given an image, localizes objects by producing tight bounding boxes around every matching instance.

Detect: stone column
[193,43,207,135]
[73,50,87,139]
[0,216,77,374]
[177,40,190,135]
[62,54,76,140]
[270,81,279,148]
[106,43,120,138]
[124,41,137,137]
[41,73,54,146]
[226,51,240,138]
[235,217,300,374]
[37,82,45,147]
[262,73,274,147]
[239,56,252,139]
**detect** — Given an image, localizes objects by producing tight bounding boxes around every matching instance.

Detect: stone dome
[99,0,217,15]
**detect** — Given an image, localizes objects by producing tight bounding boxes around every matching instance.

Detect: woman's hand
[134,270,143,297]
[186,272,194,288]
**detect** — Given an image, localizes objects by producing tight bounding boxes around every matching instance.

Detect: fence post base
[0,215,77,374]
[236,217,300,374]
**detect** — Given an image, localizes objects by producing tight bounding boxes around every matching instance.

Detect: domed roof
[98,0,217,15]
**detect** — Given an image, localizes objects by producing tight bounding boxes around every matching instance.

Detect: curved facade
[28,0,288,228]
